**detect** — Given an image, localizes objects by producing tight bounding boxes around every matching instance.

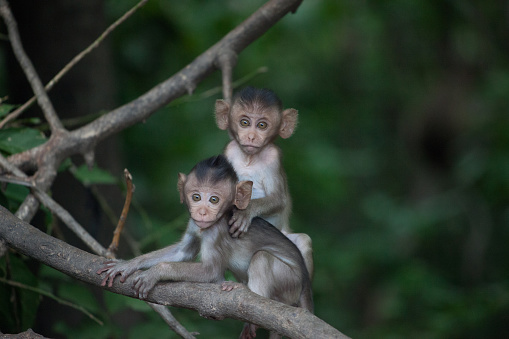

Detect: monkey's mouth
[241,144,260,153]
[193,219,215,229]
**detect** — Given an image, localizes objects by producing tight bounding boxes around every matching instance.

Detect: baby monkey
[215,86,313,276]
[97,155,313,339]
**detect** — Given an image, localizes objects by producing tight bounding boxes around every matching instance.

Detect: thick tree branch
[0,206,348,339]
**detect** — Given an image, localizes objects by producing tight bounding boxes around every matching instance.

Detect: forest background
[1,0,508,338]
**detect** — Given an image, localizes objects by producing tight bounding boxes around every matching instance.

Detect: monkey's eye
[209,196,220,204]
[192,194,201,201]
[257,121,268,130]
[240,119,250,127]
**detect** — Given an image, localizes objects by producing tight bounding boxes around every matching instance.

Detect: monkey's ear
[235,181,253,210]
[279,108,298,139]
[177,173,187,204]
[215,99,230,130]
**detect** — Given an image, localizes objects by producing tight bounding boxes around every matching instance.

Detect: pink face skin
[183,175,234,229]
[231,104,281,155]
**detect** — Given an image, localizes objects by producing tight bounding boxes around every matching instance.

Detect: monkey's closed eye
[240,119,250,127]
[257,121,268,130]
[192,194,201,201]
[209,196,220,204]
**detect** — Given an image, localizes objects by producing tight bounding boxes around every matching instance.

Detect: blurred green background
[1,0,509,338]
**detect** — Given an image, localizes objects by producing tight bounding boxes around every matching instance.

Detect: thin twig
[148,302,198,339]
[106,169,134,257]
[0,0,148,129]
[0,151,25,177]
[101,169,196,337]
[0,276,103,325]
[0,0,63,132]
[33,188,108,256]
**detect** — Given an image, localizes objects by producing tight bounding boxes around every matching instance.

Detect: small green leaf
[0,128,46,154]
[72,165,117,185]
[3,184,30,203]
[0,104,17,118]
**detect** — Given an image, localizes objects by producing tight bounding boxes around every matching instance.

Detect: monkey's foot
[221,281,242,292]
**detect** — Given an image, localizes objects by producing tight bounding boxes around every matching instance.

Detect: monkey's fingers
[100,275,111,287]
[133,278,149,299]
[229,222,241,237]
[132,278,141,297]
[231,221,249,238]
[96,267,108,274]
[96,260,119,275]
[231,228,243,238]
[101,271,120,287]
[228,215,237,226]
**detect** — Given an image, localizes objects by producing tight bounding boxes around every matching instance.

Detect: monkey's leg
[286,232,314,278]
[246,252,282,339]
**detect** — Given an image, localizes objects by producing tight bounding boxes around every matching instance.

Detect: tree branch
[0,206,348,339]
[0,0,64,133]
[0,0,148,129]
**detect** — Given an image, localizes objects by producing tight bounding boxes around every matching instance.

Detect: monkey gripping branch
[0,0,349,337]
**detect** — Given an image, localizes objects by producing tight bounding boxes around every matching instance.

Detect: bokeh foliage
[1,0,509,337]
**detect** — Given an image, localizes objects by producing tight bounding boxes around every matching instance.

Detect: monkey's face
[230,104,281,155]
[182,175,235,229]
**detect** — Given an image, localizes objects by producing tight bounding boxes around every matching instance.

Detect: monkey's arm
[132,261,224,299]
[132,242,226,299]
[97,221,201,287]
[229,176,289,237]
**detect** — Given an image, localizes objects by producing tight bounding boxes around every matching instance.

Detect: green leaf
[2,184,30,212]
[0,104,17,118]
[72,164,117,185]
[0,255,41,332]
[0,128,46,154]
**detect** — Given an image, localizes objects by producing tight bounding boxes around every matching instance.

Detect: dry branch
[106,169,134,257]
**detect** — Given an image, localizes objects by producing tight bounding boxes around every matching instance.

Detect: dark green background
[1,0,508,338]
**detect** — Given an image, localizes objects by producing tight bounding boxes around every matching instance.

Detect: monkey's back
[234,217,313,311]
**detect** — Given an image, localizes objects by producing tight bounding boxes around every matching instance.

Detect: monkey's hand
[229,208,253,238]
[132,267,159,299]
[97,259,139,287]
